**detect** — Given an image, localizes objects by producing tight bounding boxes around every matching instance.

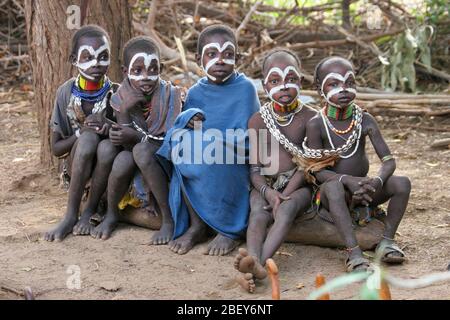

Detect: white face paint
[320,71,357,107]
[201,41,236,82]
[264,66,301,106]
[74,36,111,80]
[127,52,160,82]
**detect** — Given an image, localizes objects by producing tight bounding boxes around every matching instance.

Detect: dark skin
[91,48,174,242]
[306,57,411,269]
[45,35,114,242]
[169,34,241,256]
[234,53,316,293]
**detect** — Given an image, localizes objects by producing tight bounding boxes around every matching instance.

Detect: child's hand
[85,114,110,136]
[358,177,382,194]
[118,80,147,112]
[109,124,140,146]
[85,114,104,130]
[186,113,205,130]
[351,188,373,207]
[264,188,291,219]
[340,175,362,195]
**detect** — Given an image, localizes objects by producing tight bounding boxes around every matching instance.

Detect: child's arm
[51,131,77,158]
[109,80,147,146]
[249,116,290,216]
[305,118,340,183]
[282,171,306,197]
[359,113,396,191]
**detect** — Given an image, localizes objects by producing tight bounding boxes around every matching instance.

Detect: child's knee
[133,142,158,167]
[76,132,100,159]
[97,140,117,163]
[390,176,411,196]
[323,180,345,202]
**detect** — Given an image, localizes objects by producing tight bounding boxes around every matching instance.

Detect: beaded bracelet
[381,155,394,162]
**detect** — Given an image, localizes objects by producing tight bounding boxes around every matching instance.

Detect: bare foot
[44,215,78,242]
[169,227,206,255]
[72,210,95,236]
[236,273,255,293]
[90,214,118,240]
[204,234,240,256]
[234,248,249,271]
[234,248,267,279]
[150,222,173,245]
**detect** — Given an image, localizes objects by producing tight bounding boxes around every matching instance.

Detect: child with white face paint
[195,30,238,85]
[46,25,118,242]
[157,25,261,258]
[94,36,184,243]
[234,49,318,293]
[303,56,410,272]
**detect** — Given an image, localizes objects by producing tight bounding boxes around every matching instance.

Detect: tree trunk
[25,0,133,167]
[342,0,351,29]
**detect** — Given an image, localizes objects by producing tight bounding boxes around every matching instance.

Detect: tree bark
[25,0,133,167]
[342,0,351,29]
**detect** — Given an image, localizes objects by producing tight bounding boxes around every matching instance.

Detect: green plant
[381,25,434,92]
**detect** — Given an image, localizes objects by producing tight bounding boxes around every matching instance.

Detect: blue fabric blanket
[157,73,260,239]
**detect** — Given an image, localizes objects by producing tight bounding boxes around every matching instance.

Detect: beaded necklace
[269,100,303,127]
[273,99,299,114]
[72,75,111,103]
[78,76,105,91]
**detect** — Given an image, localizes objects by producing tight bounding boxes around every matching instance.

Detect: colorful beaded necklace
[273,99,299,113]
[326,104,353,120]
[78,76,105,91]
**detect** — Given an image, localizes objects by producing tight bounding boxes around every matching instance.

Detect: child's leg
[45,131,100,242]
[371,175,411,262]
[91,150,136,240]
[73,139,120,235]
[169,192,207,255]
[133,142,172,245]
[234,189,271,293]
[320,180,370,271]
[261,187,311,263]
[204,232,241,256]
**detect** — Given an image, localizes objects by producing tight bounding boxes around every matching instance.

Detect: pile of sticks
[300,90,450,116]
[132,0,450,94]
[0,0,30,90]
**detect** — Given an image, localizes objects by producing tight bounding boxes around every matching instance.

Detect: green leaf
[307,272,369,300]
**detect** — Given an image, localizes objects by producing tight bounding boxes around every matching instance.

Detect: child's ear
[195,53,201,66]
[315,79,321,96]
[69,54,77,66]
[122,65,128,77]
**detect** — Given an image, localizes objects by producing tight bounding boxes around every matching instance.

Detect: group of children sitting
[46,23,411,293]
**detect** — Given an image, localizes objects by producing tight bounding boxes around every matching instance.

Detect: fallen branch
[431,138,450,149]
[236,1,261,43]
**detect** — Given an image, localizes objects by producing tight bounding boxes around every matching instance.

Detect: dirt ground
[0,90,449,300]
